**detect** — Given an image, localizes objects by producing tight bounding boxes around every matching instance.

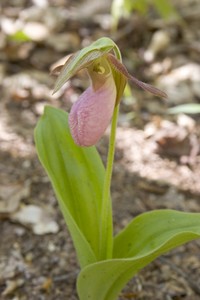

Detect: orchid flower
[52,38,166,146]
[35,39,200,300]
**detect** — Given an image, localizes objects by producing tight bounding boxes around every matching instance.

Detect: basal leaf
[77,210,200,300]
[34,106,106,267]
[53,38,117,94]
[113,210,200,258]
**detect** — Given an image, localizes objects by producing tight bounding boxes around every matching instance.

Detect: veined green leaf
[77,210,200,300]
[34,106,106,267]
[53,37,118,94]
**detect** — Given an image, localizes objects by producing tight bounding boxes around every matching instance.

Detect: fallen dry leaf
[2,279,24,296]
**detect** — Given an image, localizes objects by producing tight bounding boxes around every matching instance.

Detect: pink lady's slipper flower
[69,58,117,146]
[52,38,167,147]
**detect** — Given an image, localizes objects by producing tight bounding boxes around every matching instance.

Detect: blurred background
[0,0,200,299]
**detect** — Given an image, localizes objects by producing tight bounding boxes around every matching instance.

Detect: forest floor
[1,0,200,299]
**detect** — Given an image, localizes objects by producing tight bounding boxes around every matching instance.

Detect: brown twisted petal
[107,54,167,98]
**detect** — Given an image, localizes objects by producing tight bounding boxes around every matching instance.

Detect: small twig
[53,270,78,283]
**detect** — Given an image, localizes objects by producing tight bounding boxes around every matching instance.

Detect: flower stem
[99,103,119,260]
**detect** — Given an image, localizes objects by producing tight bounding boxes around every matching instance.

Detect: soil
[1,0,200,299]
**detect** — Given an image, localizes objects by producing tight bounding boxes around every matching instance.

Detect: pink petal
[69,76,116,146]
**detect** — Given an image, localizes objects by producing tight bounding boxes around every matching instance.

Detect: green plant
[34,38,200,300]
[111,0,178,27]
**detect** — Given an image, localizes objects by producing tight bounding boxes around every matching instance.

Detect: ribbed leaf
[34,106,106,267]
[77,210,200,300]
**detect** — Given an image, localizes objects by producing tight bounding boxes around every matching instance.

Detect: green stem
[99,103,119,260]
